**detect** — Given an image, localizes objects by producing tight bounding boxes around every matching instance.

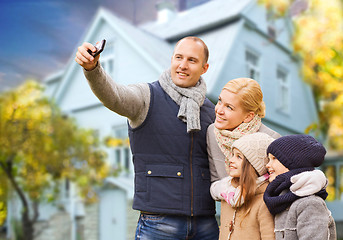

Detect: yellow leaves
[1,80,110,207]
[258,0,291,17]
[326,185,336,201]
[95,163,110,181]
[104,136,129,147]
[330,65,343,78]
[0,201,6,226]
[314,49,336,66]
[324,165,336,201]
[328,116,343,136]
[290,0,343,150]
[293,0,343,55]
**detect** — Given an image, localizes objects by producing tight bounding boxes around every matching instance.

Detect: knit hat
[232,132,275,176]
[267,134,326,170]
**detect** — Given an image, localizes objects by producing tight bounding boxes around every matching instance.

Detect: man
[75,36,218,239]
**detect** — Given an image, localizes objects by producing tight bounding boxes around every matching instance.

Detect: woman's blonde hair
[222,78,265,118]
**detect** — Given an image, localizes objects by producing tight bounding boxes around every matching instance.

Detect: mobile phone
[88,39,106,57]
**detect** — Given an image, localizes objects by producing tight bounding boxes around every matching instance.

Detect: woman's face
[214,89,252,131]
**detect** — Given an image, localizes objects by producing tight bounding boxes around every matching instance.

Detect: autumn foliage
[0,81,110,240]
[259,0,343,150]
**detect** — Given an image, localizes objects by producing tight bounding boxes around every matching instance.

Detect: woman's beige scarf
[214,115,262,174]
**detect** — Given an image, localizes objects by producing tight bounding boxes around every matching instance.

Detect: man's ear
[243,112,255,123]
[202,63,209,74]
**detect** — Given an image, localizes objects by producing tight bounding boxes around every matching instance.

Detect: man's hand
[75,42,100,71]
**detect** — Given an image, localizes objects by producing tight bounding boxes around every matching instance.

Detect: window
[100,41,115,76]
[267,25,276,40]
[266,10,277,40]
[113,146,132,176]
[110,125,133,176]
[277,68,289,113]
[245,50,260,81]
[115,148,122,165]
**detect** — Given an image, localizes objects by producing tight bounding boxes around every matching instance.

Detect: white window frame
[245,49,260,81]
[99,40,115,76]
[277,67,290,113]
[113,146,132,176]
[111,125,133,176]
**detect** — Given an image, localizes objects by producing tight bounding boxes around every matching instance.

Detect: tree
[0,81,110,240]
[259,0,343,150]
[0,177,7,227]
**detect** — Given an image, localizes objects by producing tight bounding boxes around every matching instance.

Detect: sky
[0,0,210,91]
[0,0,163,91]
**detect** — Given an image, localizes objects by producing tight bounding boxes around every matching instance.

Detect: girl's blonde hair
[222,78,265,118]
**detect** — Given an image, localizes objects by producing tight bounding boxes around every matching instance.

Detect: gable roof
[47,0,280,102]
[50,7,173,103]
[100,8,173,70]
[104,176,134,199]
[47,0,299,113]
[141,0,253,40]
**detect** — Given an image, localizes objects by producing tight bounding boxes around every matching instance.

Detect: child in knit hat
[264,134,336,240]
[211,132,275,240]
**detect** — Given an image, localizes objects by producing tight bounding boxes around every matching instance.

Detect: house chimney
[156,0,176,23]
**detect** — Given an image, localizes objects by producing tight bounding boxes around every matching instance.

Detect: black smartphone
[88,39,106,57]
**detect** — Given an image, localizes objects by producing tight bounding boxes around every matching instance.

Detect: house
[7,0,325,239]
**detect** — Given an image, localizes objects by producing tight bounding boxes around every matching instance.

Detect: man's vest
[128,81,216,216]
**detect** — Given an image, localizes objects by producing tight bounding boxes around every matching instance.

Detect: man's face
[170,39,209,88]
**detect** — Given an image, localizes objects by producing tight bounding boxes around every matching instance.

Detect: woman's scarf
[221,174,269,208]
[158,69,207,133]
[214,115,262,174]
[263,168,328,215]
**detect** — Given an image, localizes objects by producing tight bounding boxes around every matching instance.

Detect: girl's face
[266,153,289,182]
[228,148,244,178]
[214,89,253,131]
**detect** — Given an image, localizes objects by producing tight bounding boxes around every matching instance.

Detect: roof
[104,176,134,199]
[101,8,173,70]
[47,0,256,101]
[141,0,253,40]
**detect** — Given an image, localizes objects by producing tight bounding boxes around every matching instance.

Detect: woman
[207,78,280,184]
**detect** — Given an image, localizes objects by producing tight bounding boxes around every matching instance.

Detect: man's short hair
[175,36,209,65]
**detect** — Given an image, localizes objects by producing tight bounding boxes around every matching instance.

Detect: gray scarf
[158,69,207,133]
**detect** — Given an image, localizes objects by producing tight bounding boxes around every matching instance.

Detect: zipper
[190,132,194,216]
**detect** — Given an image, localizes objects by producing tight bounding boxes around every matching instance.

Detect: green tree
[0,81,110,240]
[259,0,343,149]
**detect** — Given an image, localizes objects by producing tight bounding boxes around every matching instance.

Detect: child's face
[266,153,289,182]
[228,148,244,178]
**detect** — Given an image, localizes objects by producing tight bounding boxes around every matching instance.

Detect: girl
[211,132,275,239]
